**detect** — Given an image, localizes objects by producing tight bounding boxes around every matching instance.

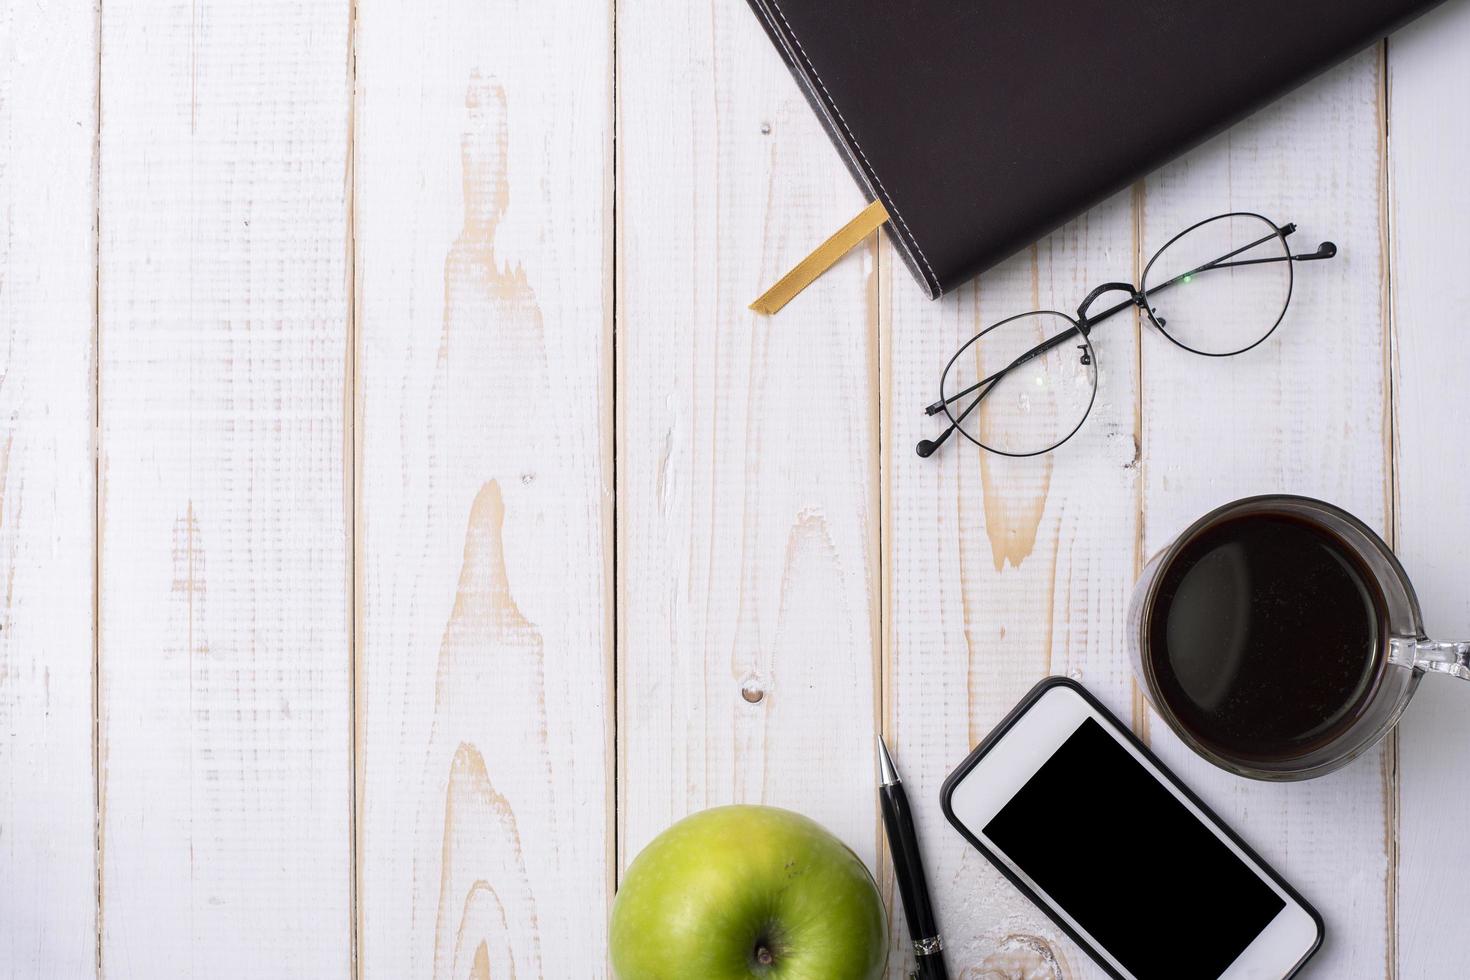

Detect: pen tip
[877,734,899,786]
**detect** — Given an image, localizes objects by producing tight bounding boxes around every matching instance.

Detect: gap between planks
[346,0,364,976]
[92,0,105,971]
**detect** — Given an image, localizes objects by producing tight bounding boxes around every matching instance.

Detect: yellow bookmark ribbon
[749,199,890,315]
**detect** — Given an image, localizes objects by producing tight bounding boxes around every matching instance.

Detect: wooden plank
[883,192,1140,978]
[1137,49,1392,978]
[352,0,613,975]
[0,0,99,975]
[1387,4,1470,975]
[95,1,352,975]
[615,0,882,924]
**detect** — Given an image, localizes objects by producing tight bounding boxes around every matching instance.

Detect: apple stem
[755,945,774,967]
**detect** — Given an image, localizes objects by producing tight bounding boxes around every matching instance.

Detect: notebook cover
[746,0,1443,299]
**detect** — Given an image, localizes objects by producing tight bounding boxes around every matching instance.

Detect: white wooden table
[3,0,1470,976]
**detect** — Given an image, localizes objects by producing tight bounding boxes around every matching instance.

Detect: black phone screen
[982,717,1286,979]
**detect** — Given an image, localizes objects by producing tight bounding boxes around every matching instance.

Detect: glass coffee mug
[1128,494,1469,781]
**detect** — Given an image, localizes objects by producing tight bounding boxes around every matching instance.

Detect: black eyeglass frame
[917,212,1338,459]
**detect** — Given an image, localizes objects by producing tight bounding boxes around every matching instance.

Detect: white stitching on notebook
[763,0,942,295]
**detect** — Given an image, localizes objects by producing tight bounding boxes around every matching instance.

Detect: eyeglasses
[916,212,1338,458]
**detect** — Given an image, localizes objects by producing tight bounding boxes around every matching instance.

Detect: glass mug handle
[1390,637,1470,681]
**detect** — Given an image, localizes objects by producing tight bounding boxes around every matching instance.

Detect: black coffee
[1146,512,1386,763]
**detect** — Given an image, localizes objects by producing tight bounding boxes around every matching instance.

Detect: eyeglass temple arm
[916,373,993,456]
[1136,225,1337,305]
[921,326,1084,421]
[922,307,1109,420]
[922,228,1338,416]
[1145,225,1338,297]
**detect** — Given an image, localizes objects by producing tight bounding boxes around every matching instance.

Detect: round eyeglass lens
[1140,213,1292,356]
[939,311,1098,456]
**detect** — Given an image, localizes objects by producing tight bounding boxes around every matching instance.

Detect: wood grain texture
[0,0,99,975]
[1387,4,1470,976]
[96,0,352,975]
[352,0,613,975]
[1138,49,1393,979]
[615,0,882,912]
[882,191,1140,979]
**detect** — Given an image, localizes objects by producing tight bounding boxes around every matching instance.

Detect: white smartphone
[941,677,1323,980]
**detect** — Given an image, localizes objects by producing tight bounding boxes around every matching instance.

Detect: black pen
[878,735,949,980]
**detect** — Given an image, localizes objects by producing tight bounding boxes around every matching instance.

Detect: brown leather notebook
[746,0,1443,305]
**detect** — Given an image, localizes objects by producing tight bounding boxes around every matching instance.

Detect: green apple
[610,805,888,979]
